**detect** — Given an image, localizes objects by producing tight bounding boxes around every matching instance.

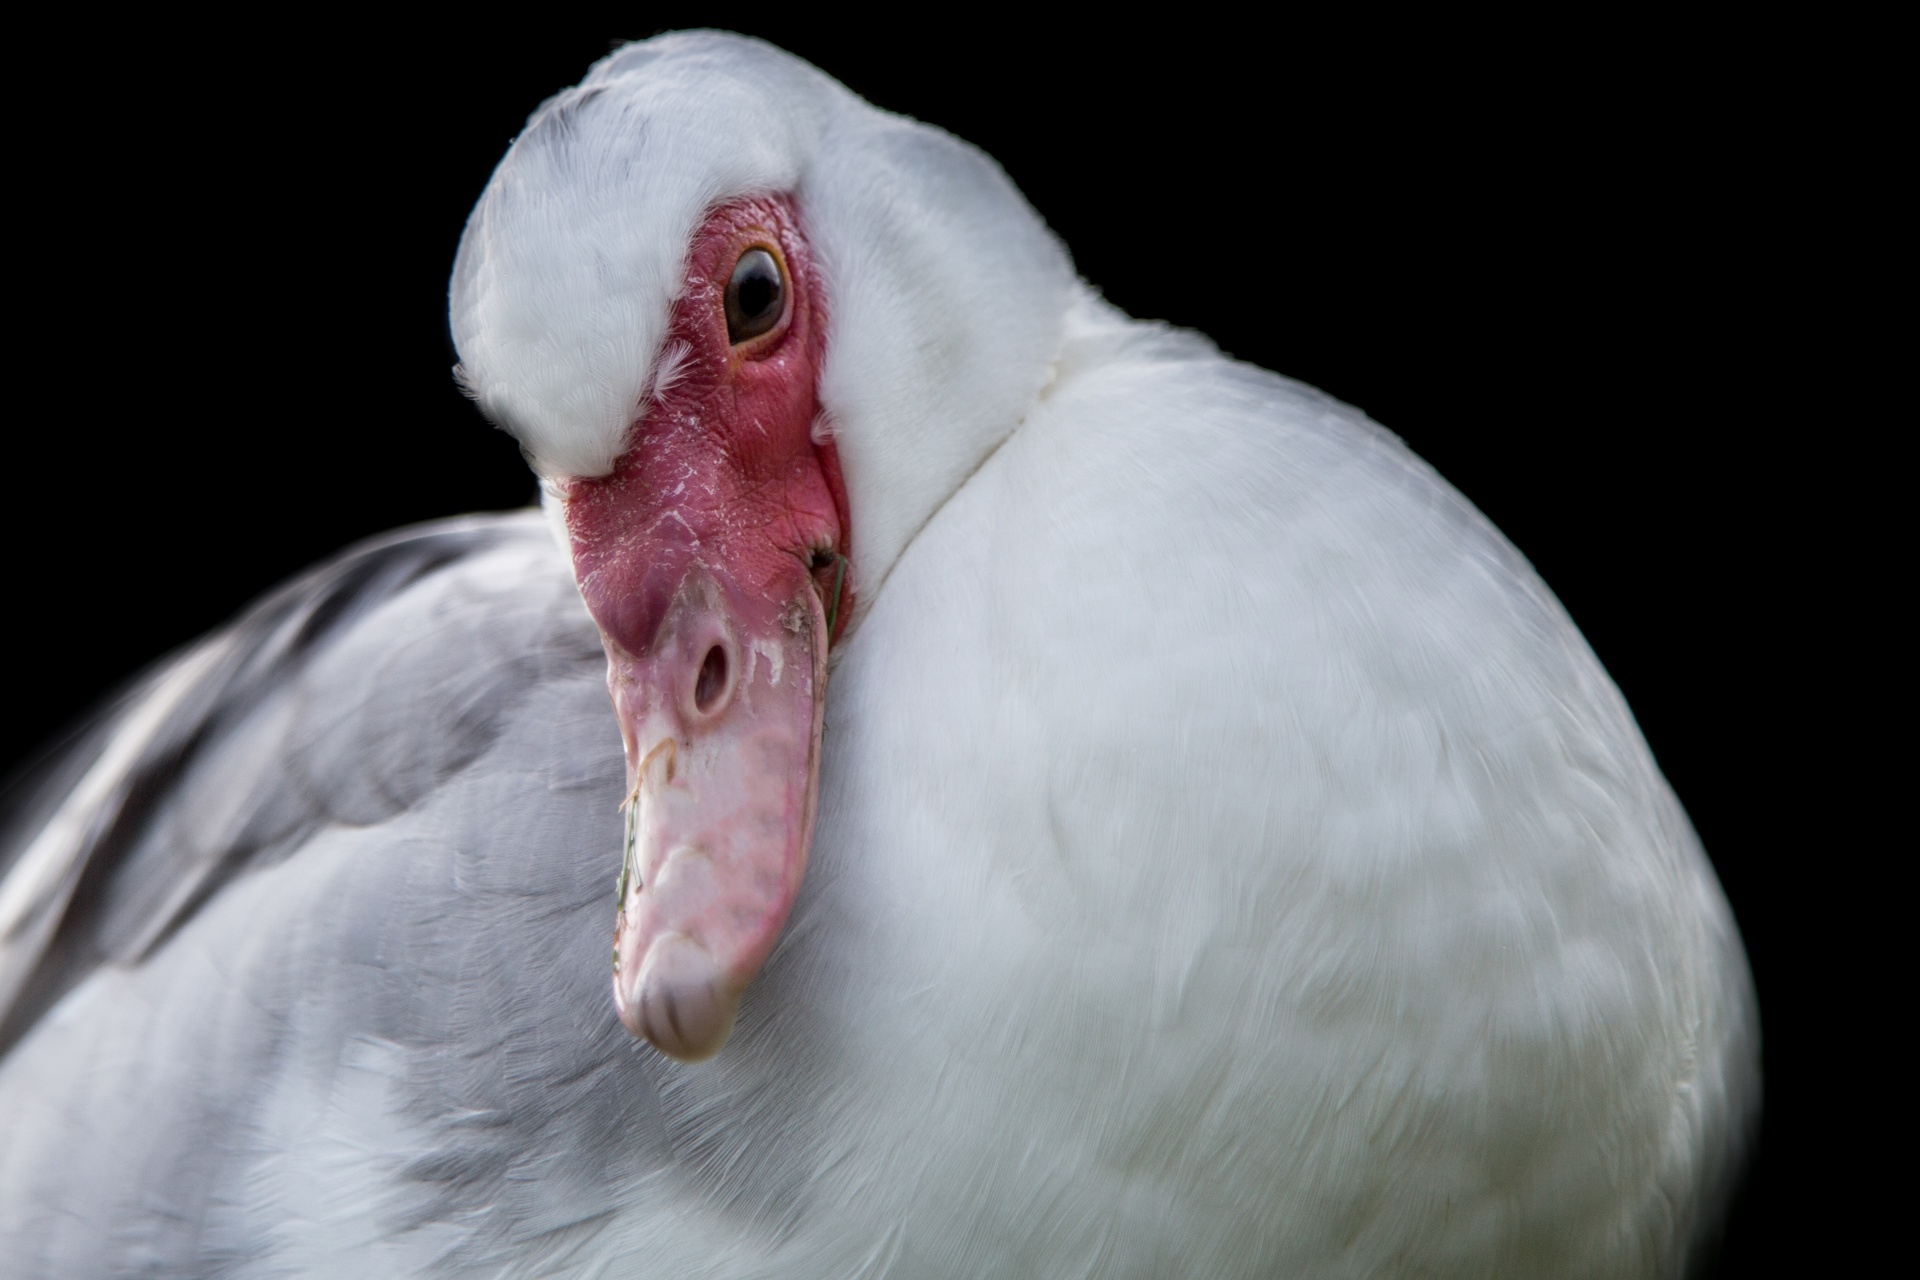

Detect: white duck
[0,32,1755,1278]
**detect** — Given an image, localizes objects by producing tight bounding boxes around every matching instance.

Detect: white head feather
[450,31,1075,593]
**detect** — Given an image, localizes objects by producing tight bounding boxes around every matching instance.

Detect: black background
[8,11,1881,1273]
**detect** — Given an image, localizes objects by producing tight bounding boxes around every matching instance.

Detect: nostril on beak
[694,644,729,713]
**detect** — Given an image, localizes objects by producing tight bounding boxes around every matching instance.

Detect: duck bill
[595,559,827,1060]
[562,405,845,1064]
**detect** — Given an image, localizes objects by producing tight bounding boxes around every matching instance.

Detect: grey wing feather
[0,514,561,1055]
[0,510,678,1275]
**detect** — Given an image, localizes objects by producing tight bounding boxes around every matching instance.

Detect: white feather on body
[744,292,1755,1275]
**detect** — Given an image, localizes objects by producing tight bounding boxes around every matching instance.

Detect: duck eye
[725,247,786,344]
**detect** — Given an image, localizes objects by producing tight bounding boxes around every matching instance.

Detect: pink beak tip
[619,932,740,1061]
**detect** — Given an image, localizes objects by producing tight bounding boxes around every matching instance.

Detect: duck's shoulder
[984,291,1583,718]
[1027,290,1530,576]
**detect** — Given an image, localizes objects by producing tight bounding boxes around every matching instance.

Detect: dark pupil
[737,266,777,318]
[726,249,784,342]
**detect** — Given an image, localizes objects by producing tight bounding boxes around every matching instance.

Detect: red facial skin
[561,195,849,1060]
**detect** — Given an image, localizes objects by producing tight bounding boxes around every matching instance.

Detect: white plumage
[0,31,1754,1277]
